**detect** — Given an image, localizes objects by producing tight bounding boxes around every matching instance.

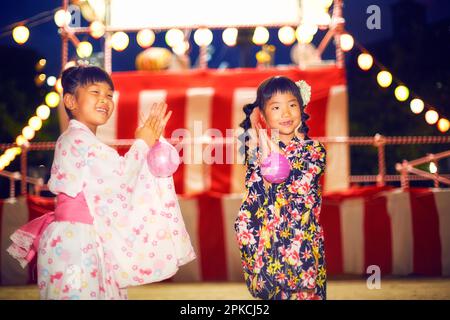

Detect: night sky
[1,0,450,78]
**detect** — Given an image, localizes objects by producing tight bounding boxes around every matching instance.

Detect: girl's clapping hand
[136,102,172,147]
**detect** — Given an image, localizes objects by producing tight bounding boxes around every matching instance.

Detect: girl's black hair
[239,76,311,164]
[60,65,114,119]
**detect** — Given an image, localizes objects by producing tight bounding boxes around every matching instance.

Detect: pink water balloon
[260,152,291,184]
[147,141,180,177]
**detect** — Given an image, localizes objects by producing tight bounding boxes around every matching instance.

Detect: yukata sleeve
[308,140,326,187]
[116,138,150,185]
[293,140,326,197]
[47,130,90,197]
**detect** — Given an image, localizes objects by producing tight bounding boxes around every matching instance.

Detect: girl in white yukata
[7,65,196,299]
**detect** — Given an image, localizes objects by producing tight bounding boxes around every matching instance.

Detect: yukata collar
[69,119,96,137]
[278,135,302,149]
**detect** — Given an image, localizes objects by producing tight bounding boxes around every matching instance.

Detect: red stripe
[197,193,228,280]
[320,199,343,275]
[210,87,234,193]
[409,189,442,275]
[26,195,56,284]
[164,89,187,195]
[364,195,392,275]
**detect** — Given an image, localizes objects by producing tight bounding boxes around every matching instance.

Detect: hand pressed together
[135,102,172,147]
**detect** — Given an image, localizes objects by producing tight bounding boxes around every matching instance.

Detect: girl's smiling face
[262,91,301,144]
[65,81,114,133]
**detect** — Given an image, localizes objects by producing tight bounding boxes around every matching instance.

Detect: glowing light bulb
[36,104,51,120]
[377,71,392,88]
[45,92,60,108]
[425,110,439,125]
[222,28,238,47]
[394,85,409,102]
[278,26,296,45]
[410,99,424,114]
[357,53,373,71]
[13,26,29,44]
[252,27,269,45]
[77,41,93,58]
[111,32,129,51]
[137,29,155,48]
[194,28,213,46]
[29,116,43,131]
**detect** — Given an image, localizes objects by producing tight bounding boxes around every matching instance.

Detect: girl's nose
[282,106,291,117]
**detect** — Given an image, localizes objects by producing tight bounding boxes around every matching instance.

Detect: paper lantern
[90,21,105,39]
[425,110,439,125]
[340,33,354,51]
[394,85,409,102]
[45,92,60,108]
[194,28,213,46]
[437,118,449,133]
[22,126,35,140]
[410,99,424,114]
[165,29,184,48]
[137,29,155,48]
[13,25,29,44]
[111,32,129,51]
[357,53,373,71]
[77,41,93,58]
[252,27,269,45]
[278,26,296,45]
[222,28,238,47]
[16,135,27,146]
[36,105,51,120]
[29,116,42,131]
[377,71,392,88]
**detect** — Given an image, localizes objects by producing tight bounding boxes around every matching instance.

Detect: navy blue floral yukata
[234,136,327,300]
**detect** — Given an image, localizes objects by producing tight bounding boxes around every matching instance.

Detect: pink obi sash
[6,192,93,268]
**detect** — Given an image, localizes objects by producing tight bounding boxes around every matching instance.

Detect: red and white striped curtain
[1,187,449,285]
[95,67,349,194]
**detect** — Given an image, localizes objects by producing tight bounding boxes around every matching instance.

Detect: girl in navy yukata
[235,76,327,300]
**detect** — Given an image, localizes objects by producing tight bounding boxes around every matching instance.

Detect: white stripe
[184,88,214,193]
[1,196,30,285]
[324,85,349,192]
[433,189,450,276]
[221,194,245,281]
[138,90,168,127]
[340,197,365,274]
[172,196,202,281]
[97,92,120,143]
[231,88,257,193]
[386,190,413,275]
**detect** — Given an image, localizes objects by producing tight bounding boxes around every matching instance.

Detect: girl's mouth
[279,120,293,127]
[96,106,109,115]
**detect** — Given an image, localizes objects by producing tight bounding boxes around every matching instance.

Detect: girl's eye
[107,95,113,98]
[91,90,99,94]
[272,106,279,110]
[290,104,298,108]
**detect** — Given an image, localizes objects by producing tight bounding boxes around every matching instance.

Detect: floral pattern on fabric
[235,137,326,300]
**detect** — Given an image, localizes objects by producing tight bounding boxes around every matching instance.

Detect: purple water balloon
[146,141,180,177]
[260,152,291,183]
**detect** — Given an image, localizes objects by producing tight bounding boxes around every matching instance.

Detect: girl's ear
[63,93,76,111]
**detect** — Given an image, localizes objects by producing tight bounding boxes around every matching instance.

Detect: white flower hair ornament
[295,80,311,106]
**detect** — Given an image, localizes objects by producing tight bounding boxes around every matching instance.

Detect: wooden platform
[1,278,449,300]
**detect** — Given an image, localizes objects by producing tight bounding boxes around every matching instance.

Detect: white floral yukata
[38,119,195,299]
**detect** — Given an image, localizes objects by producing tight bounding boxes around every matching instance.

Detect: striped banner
[95,67,349,194]
[1,187,449,285]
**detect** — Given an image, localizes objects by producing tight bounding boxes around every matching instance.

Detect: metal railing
[1,134,449,197]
